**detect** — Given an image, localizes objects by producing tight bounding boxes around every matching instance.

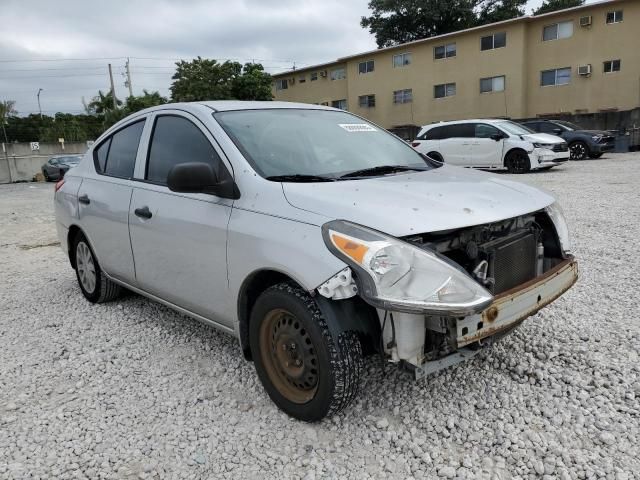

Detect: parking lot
[1,153,639,479]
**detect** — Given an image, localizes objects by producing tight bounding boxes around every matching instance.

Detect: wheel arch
[237,269,381,361]
[67,225,101,270]
[504,147,530,166]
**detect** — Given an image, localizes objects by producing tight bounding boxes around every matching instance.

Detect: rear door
[470,123,505,167]
[77,118,146,283]
[128,111,234,326]
[438,124,474,166]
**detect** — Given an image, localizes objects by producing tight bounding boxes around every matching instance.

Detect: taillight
[54,179,65,193]
[411,142,421,148]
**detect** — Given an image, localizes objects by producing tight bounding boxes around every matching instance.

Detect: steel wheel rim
[259,308,319,404]
[570,143,586,160]
[76,241,96,294]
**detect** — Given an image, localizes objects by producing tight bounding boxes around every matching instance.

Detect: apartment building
[272,0,639,135]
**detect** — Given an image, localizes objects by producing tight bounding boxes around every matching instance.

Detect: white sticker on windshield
[338,123,377,133]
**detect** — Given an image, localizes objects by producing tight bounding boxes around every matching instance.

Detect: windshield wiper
[339,165,427,179]
[265,174,335,183]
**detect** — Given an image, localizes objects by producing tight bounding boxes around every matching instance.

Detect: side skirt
[103,273,236,336]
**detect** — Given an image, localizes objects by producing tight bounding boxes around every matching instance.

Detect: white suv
[412,119,569,173]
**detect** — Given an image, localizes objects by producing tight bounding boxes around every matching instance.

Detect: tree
[0,100,18,144]
[361,0,529,48]
[477,0,527,25]
[534,0,584,15]
[87,90,122,115]
[361,0,477,48]
[170,57,242,102]
[125,89,168,112]
[231,63,273,101]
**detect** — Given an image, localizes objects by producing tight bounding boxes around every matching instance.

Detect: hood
[281,165,556,237]
[521,133,564,144]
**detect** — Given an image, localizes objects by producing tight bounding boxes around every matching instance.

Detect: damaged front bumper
[394,257,578,380]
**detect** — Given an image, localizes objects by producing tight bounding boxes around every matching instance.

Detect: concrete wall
[0,142,89,184]
[273,0,639,129]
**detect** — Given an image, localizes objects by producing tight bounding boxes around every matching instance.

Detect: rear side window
[94,120,145,178]
[443,124,473,139]
[146,115,223,185]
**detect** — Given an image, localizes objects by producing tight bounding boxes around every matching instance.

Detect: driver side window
[146,115,224,185]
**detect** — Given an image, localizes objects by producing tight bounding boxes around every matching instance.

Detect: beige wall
[273,0,639,128]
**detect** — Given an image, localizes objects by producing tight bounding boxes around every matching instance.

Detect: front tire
[73,232,121,303]
[505,150,531,174]
[427,151,444,163]
[249,282,363,422]
[570,141,589,160]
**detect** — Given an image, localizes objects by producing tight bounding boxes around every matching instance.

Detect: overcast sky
[0,0,594,115]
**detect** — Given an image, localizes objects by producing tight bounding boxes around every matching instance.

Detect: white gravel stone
[1,155,640,478]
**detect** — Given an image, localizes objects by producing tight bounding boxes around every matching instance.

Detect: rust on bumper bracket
[456,256,578,348]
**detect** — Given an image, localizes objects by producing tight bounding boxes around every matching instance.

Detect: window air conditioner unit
[580,15,592,27]
[319,70,328,78]
[578,64,592,76]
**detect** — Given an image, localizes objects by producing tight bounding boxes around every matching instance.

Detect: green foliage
[170,58,273,102]
[361,0,528,48]
[1,100,18,125]
[87,90,122,115]
[534,0,584,15]
[231,63,274,101]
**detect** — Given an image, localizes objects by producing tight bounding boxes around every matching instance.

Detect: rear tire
[42,170,49,182]
[73,232,121,303]
[505,150,531,174]
[569,141,589,160]
[427,151,444,163]
[249,282,363,422]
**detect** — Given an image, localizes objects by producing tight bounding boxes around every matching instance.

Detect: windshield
[554,120,580,131]
[496,121,535,136]
[214,109,434,179]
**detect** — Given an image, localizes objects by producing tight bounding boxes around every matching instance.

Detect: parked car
[520,119,615,160]
[411,119,569,173]
[42,155,83,181]
[54,102,578,421]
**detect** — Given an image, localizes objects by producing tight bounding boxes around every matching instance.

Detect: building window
[434,43,456,59]
[358,95,376,108]
[434,83,456,98]
[330,68,346,80]
[606,10,623,24]
[603,59,621,73]
[310,72,318,81]
[541,67,571,86]
[480,75,505,93]
[331,99,347,110]
[392,53,412,67]
[275,79,288,90]
[358,60,375,74]
[298,75,306,84]
[480,32,506,51]
[543,21,573,41]
[393,89,412,104]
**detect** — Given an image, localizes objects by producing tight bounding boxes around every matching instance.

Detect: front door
[470,123,504,168]
[128,112,234,326]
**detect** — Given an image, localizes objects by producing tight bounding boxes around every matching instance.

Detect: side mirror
[490,133,504,141]
[167,162,240,199]
[553,128,563,135]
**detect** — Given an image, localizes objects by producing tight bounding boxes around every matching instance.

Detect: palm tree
[87,90,122,115]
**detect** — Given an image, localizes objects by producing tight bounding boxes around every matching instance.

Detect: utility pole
[108,63,118,109]
[125,58,133,97]
[37,88,43,119]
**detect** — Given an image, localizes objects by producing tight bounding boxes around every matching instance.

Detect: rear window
[94,120,145,178]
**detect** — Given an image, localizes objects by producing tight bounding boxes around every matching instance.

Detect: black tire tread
[73,232,121,304]
[254,282,363,420]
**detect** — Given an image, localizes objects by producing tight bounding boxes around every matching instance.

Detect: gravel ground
[1,153,639,480]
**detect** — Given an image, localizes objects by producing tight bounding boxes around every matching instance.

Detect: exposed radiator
[481,232,537,294]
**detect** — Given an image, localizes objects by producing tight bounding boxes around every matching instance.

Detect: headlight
[321,220,493,315]
[545,202,571,253]
[533,143,554,149]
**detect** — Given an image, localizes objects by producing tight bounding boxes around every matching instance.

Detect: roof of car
[199,101,333,112]
[419,119,511,130]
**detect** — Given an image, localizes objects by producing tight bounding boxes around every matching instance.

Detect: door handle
[134,206,153,219]
[78,194,90,205]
